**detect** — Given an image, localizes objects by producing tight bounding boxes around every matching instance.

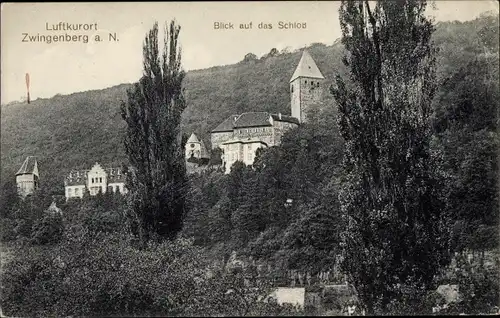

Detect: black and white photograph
[1,1,499,316]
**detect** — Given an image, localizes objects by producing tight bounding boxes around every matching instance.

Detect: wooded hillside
[1,13,498,193]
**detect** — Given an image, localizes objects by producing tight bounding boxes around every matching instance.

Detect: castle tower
[185,133,209,160]
[15,156,39,197]
[290,50,325,123]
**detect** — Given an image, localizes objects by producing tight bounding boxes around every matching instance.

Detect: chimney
[279,113,282,120]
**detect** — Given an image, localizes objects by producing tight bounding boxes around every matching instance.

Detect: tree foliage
[120,20,188,243]
[332,0,451,313]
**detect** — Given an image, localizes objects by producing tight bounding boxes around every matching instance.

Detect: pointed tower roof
[187,133,200,143]
[290,50,325,82]
[16,156,39,177]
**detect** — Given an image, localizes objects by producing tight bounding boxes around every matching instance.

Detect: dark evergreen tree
[332,1,450,314]
[0,179,19,219]
[120,20,188,243]
[230,165,264,249]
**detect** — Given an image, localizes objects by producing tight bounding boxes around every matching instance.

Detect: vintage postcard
[1,1,499,316]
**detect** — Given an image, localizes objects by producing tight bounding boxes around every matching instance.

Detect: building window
[75,188,79,196]
[191,143,195,148]
[68,188,73,196]
[91,178,94,183]
[99,177,102,183]
[291,85,294,93]
[247,144,252,150]
[247,152,252,161]
[116,185,119,193]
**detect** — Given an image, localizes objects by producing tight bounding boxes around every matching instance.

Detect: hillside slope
[1,14,498,193]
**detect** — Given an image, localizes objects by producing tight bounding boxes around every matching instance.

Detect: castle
[64,162,127,200]
[194,50,325,174]
[16,156,39,197]
[16,50,325,198]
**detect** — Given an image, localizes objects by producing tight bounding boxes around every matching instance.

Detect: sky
[1,1,498,104]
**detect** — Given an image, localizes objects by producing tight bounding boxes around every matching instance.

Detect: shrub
[443,264,500,315]
[30,212,64,245]
[1,228,302,317]
[0,218,17,242]
[13,217,33,239]
[83,209,126,234]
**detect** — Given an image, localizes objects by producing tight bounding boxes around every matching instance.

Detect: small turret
[16,156,39,197]
[185,133,210,160]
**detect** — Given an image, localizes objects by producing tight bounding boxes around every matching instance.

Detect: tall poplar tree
[332,1,450,314]
[120,20,188,243]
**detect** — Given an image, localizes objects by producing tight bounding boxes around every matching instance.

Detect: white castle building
[210,50,325,174]
[64,162,127,200]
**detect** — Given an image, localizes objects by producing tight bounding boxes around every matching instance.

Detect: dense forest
[1,10,498,316]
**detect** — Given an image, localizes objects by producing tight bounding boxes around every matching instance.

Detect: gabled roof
[16,156,39,177]
[187,133,200,143]
[106,167,126,184]
[65,169,89,186]
[64,165,126,186]
[212,114,238,133]
[270,113,300,125]
[222,137,269,146]
[290,50,325,82]
[233,112,272,128]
